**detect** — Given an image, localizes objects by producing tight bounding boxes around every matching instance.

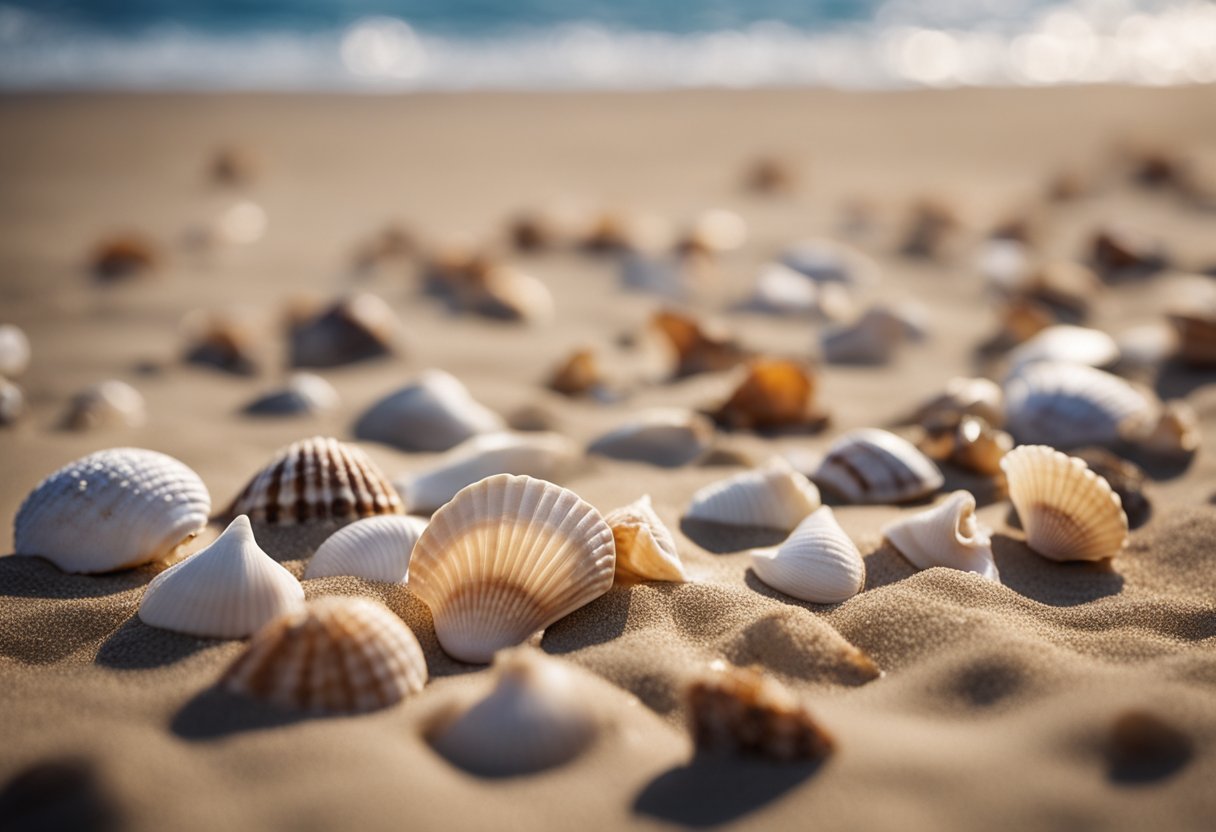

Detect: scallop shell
[780,238,877,285]
[14,447,211,573]
[587,408,714,468]
[1000,445,1129,562]
[225,436,404,525]
[686,457,821,531]
[0,323,30,377]
[650,310,747,377]
[138,515,304,637]
[710,359,824,431]
[821,307,905,365]
[1007,325,1120,372]
[244,372,339,416]
[812,428,943,504]
[355,369,505,452]
[749,506,865,603]
[289,293,401,368]
[918,415,1012,477]
[0,378,25,426]
[604,495,686,582]
[910,376,1005,428]
[222,596,427,714]
[304,515,429,582]
[63,380,147,430]
[408,474,615,663]
[881,490,999,581]
[1003,362,1157,448]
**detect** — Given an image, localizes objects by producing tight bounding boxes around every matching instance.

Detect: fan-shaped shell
[408,474,615,663]
[1007,325,1120,371]
[1004,362,1156,448]
[14,447,211,573]
[138,515,304,638]
[0,323,30,377]
[604,495,686,582]
[1000,445,1129,562]
[304,515,429,583]
[63,380,146,430]
[749,506,865,603]
[881,491,998,581]
[289,293,400,368]
[244,372,339,416]
[686,457,821,531]
[355,369,505,452]
[587,408,714,467]
[222,596,427,714]
[812,428,943,504]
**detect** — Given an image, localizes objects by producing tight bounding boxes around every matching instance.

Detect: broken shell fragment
[462,265,555,324]
[1089,225,1168,280]
[710,359,825,432]
[355,369,505,452]
[182,312,261,376]
[289,293,401,368]
[587,408,714,468]
[881,491,998,581]
[686,457,821,531]
[90,234,160,281]
[1138,400,1199,457]
[812,428,943,504]
[820,307,906,365]
[749,506,865,603]
[918,414,1012,477]
[304,514,429,583]
[604,495,686,582]
[62,380,147,430]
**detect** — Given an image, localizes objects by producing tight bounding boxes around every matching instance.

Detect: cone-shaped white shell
[685,457,821,531]
[587,408,713,467]
[0,323,30,377]
[1004,362,1156,448]
[604,495,687,582]
[64,380,147,430]
[304,515,429,583]
[409,474,616,663]
[138,515,305,638]
[813,428,943,504]
[355,369,505,452]
[749,507,865,603]
[14,448,211,573]
[1007,325,1120,371]
[1000,445,1129,562]
[244,372,339,416]
[881,490,999,581]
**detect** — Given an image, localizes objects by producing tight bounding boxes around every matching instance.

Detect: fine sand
[1,87,1215,831]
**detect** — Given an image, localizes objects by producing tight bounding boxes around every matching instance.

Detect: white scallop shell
[244,372,339,416]
[408,474,615,663]
[780,238,878,285]
[1004,362,1157,448]
[14,447,211,573]
[63,380,147,430]
[821,307,905,364]
[304,515,429,583]
[685,457,821,531]
[1000,445,1129,562]
[355,369,505,452]
[604,495,687,582]
[881,490,999,581]
[1007,325,1120,371]
[138,515,305,638]
[587,408,714,467]
[812,428,944,504]
[749,507,865,604]
[0,323,30,377]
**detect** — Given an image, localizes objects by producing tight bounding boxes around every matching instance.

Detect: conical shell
[429,648,598,775]
[225,436,403,525]
[1007,325,1120,371]
[408,474,615,663]
[355,369,505,452]
[304,515,429,583]
[1004,362,1157,448]
[686,457,821,531]
[881,491,999,581]
[244,373,339,416]
[812,428,943,504]
[62,380,147,430]
[710,359,824,431]
[587,408,714,467]
[288,293,400,368]
[14,447,211,573]
[749,506,865,603]
[604,495,687,582]
[821,307,904,365]
[222,596,427,714]
[1000,445,1129,562]
[0,323,30,377]
[138,515,305,638]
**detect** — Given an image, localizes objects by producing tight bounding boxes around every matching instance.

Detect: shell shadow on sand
[541,585,634,654]
[990,534,1125,605]
[0,757,123,832]
[170,687,312,741]
[94,615,226,670]
[633,757,826,827]
[679,519,788,554]
[0,555,156,600]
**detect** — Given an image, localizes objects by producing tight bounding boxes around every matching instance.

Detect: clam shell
[1007,325,1120,371]
[244,372,339,416]
[780,238,877,285]
[14,447,211,573]
[812,428,943,504]
[686,457,821,531]
[63,380,146,430]
[408,474,615,663]
[355,369,505,452]
[587,408,714,468]
[604,495,687,582]
[1004,362,1157,448]
[304,515,429,583]
[1000,445,1129,562]
[138,515,304,638]
[0,378,25,425]
[749,506,865,603]
[225,436,403,525]
[0,323,30,377]
[881,491,999,581]
[289,293,400,368]
[821,307,904,365]
[910,376,1005,428]
[222,596,427,714]
[711,359,823,431]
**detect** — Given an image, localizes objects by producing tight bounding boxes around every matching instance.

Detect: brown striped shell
[224,436,403,525]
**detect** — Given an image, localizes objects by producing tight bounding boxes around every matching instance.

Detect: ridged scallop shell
[408,474,615,663]
[304,515,429,583]
[393,432,579,514]
[429,648,598,775]
[910,377,1005,428]
[0,378,25,425]
[881,491,999,581]
[289,293,401,368]
[0,323,30,377]
[711,359,824,431]
[604,495,686,582]
[14,447,211,573]
[225,436,404,525]
[355,369,505,452]
[686,457,821,531]
[1000,445,1129,562]
[1004,362,1157,448]
[138,515,305,637]
[1007,325,1120,371]
[222,596,427,714]
[821,308,905,365]
[587,408,714,467]
[63,380,147,430]
[244,373,339,416]
[749,506,865,603]
[812,428,943,504]
[780,238,877,285]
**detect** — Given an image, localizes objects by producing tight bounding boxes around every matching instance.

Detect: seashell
[604,495,687,582]
[749,506,865,603]
[355,369,505,452]
[710,359,826,432]
[62,380,147,430]
[462,265,555,324]
[587,408,714,468]
[1170,297,1216,369]
[226,435,404,525]
[686,457,821,531]
[980,296,1056,354]
[208,145,258,186]
[1013,261,1099,320]
[780,238,877,285]
[812,428,943,504]
[650,310,748,377]
[1007,325,1120,372]
[1073,448,1151,528]
[899,198,962,259]
[352,222,415,274]
[687,661,835,761]
[881,491,998,581]
[1115,323,1177,372]
[820,307,905,365]
[1000,445,1129,561]
[288,293,401,368]
[1089,225,1168,279]
[429,648,598,775]
[182,312,261,376]
[14,447,211,573]
[744,155,798,194]
[0,378,23,425]
[507,403,560,433]
[579,209,671,254]
[222,596,427,714]
[0,323,30,377]
[304,515,429,582]
[1138,400,1199,457]
[1003,362,1157,448]
[243,372,339,417]
[620,252,711,300]
[408,474,615,663]
[90,233,160,281]
[506,208,565,252]
[748,262,818,316]
[546,348,602,397]
[910,376,1005,428]
[918,415,1011,477]
[978,238,1032,291]
[676,209,747,255]
[393,431,580,514]
[139,515,304,638]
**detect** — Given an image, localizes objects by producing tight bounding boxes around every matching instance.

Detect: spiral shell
[749,506,865,604]
[686,457,821,531]
[881,490,999,581]
[355,369,505,452]
[304,515,429,583]
[812,428,943,504]
[1004,362,1156,448]
[604,495,686,582]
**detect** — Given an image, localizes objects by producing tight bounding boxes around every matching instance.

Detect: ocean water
[0,0,1212,90]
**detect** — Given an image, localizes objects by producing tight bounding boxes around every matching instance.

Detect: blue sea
[0,0,1212,90]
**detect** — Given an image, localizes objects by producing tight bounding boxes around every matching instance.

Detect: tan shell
[604,495,687,582]
[1138,400,1199,457]
[711,359,824,431]
[547,348,602,397]
[812,428,943,504]
[650,310,748,377]
[686,457,821,531]
[917,415,1012,477]
[910,376,1005,428]
[62,380,147,430]
[749,506,865,603]
[587,408,714,468]
[677,209,748,254]
[462,265,555,324]
[288,293,401,368]
[882,491,999,581]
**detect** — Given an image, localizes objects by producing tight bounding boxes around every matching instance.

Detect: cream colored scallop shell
[304,515,429,583]
[63,379,147,430]
[1003,362,1156,448]
[355,369,506,452]
[881,490,999,581]
[586,408,714,467]
[812,428,943,504]
[408,474,615,663]
[685,457,821,531]
[604,495,687,582]
[749,506,865,603]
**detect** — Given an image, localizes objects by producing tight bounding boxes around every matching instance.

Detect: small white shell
[1007,325,1120,371]
[14,447,211,573]
[0,378,24,425]
[244,372,339,416]
[1000,445,1129,562]
[1004,362,1157,448]
[586,408,714,467]
[355,369,505,452]
[138,515,305,638]
[748,264,854,320]
[812,428,944,504]
[63,380,147,430]
[409,474,615,663]
[821,307,905,364]
[978,238,1032,291]
[0,323,30,377]
[749,507,865,603]
[685,457,821,531]
[780,239,877,285]
[304,515,429,583]
[881,490,999,581]
[604,495,687,582]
